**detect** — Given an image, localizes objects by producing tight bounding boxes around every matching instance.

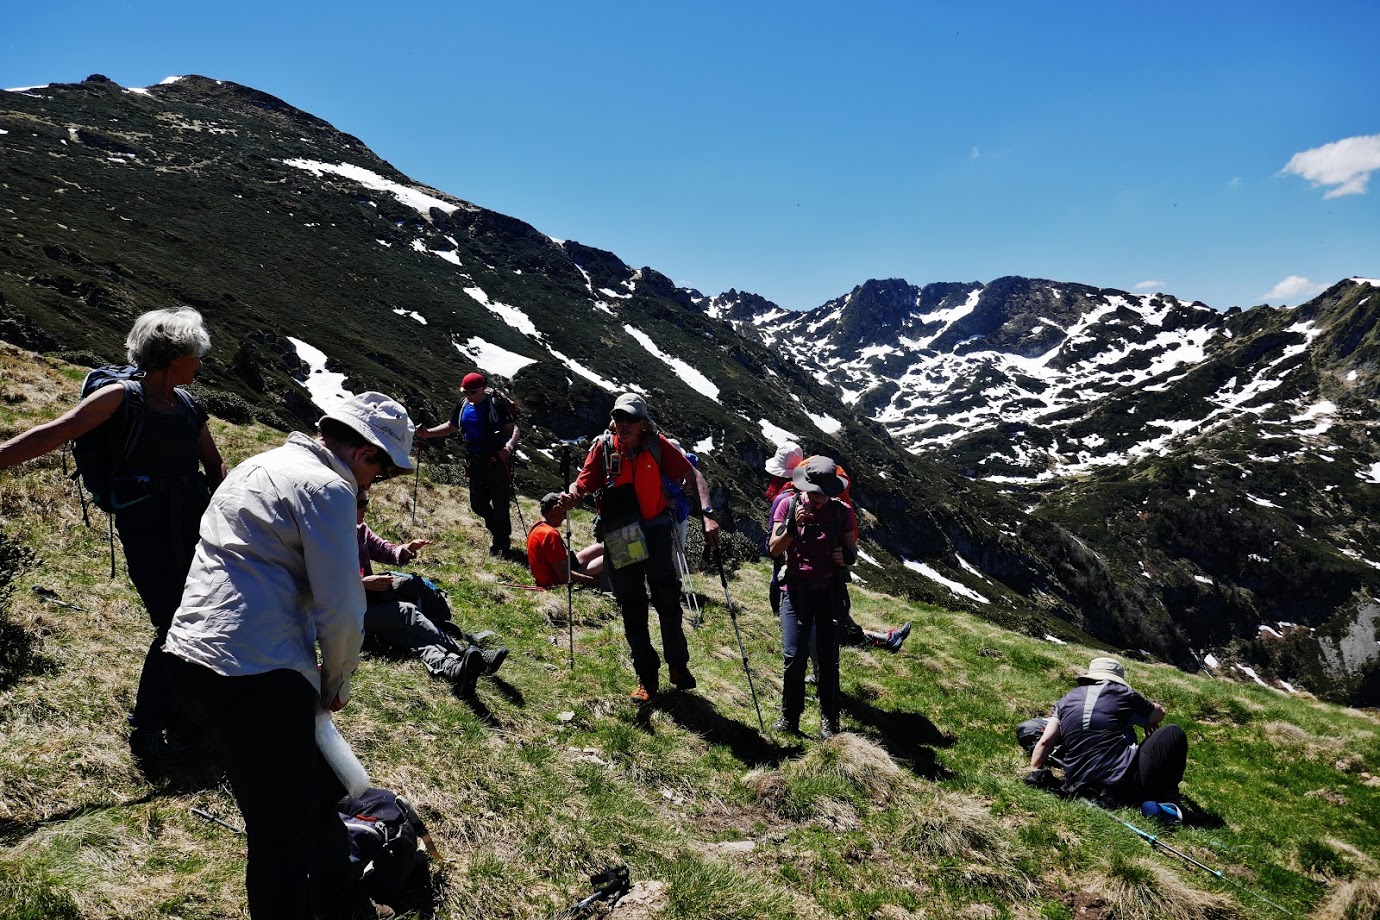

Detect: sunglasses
[612,412,641,423]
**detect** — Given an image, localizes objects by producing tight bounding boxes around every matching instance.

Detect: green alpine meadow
[1,344,1378,918]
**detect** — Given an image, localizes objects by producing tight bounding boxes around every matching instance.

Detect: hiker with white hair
[560,392,718,702]
[164,391,415,919]
[0,306,225,765]
[1028,656,1189,821]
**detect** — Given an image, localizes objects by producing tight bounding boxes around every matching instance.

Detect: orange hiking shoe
[630,682,655,703]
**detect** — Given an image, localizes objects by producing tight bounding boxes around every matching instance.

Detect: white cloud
[1263,275,1326,301]
[1135,280,1164,290]
[1281,134,1380,199]
[1229,177,1243,189]
[970,146,980,159]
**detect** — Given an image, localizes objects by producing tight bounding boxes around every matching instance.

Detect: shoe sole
[459,648,483,697]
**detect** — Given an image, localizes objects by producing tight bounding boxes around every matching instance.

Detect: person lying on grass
[357,493,507,695]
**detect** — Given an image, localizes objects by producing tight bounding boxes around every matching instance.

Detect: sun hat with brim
[765,442,803,478]
[321,391,416,473]
[791,455,845,497]
[1078,656,1128,686]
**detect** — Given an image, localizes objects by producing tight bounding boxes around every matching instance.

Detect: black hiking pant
[608,514,686,684]
[170,657,366,919]
[1122,724,1189,805]
[468,453,512,551]
[117,485,207,733]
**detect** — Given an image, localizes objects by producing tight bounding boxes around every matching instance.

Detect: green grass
[2,347,1379,919]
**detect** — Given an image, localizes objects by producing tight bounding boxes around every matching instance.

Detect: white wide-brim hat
[321,391,415,472]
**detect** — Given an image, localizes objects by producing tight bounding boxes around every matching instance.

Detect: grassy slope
[1,344,1378,920]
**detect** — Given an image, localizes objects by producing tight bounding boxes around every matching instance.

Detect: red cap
[461,372,486,390]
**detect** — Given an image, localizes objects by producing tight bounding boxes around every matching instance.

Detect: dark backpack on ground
[338,787,427,907]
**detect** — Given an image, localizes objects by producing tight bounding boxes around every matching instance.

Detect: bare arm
[499,420,518,458]
[1030,716,1062,769]
[1145,701,1166,733]
[767,518,792,558]
[197,423,227,490]
[416,420,458,440]
[0,384,124,469]
[684,463,719,544]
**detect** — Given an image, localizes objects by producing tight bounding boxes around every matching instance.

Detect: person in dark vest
[559,393,718,702]
[0,307,225,765]
[1028,656,1189,816]
[415,372,519,556]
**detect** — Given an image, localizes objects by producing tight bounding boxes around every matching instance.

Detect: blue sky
[4,1,1377,311]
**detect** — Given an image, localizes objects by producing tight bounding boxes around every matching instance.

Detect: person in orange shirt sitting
[528,492,605,589]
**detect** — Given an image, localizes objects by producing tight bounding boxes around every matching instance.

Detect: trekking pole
[191,807,244,835]
[1089,803,1293,917]
[676,528,702,627]
[507,454,528,535]
[412,440,422,525]
[551,865,630,919]
[713,541,765,731]
[561,445,575,672]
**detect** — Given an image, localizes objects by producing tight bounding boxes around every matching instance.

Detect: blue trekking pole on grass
[1088,802,1293,916]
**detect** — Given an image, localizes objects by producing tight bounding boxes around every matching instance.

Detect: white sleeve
[300,482,366,705]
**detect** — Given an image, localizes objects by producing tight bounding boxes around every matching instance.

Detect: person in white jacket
[164,391,414,920]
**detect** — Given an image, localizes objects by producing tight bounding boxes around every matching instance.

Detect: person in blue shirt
[415,372,520,556]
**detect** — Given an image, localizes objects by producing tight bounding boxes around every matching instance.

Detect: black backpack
[338,787,427,906]
[69,365,198,514]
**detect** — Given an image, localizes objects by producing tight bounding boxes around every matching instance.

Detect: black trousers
[170,657,364,919]
[607,515,686,682]
[1124,724,1189,805]
[468,454,512,549]
[116,487,207,731]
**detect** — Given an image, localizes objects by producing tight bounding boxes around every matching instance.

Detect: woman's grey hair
[125,307,211,370]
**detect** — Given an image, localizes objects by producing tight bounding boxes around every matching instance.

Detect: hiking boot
[820,716,841,740]
[772,715,800,734]
[440,648,484,696]
[630,681,657,703]
[481,646,508,675]
[884,622,913,653]
[668,664,697,690]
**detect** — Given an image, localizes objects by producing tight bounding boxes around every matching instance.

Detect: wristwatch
[701,506,716,519]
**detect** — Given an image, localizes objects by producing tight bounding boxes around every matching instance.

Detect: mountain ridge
[3,74,1379,704]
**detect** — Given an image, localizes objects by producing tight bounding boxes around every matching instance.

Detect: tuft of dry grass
[744,733,908,819]
[1312,877,1380,920]
[1076,854,1242,920]
[895,789,1034,897]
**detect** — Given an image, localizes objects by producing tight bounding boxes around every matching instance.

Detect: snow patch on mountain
[760,419,800,445]
[287,336,354,415]
[903,559,990,603]
[284,158,462,219]
[453,336,537,379]
[623,325,720,402]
